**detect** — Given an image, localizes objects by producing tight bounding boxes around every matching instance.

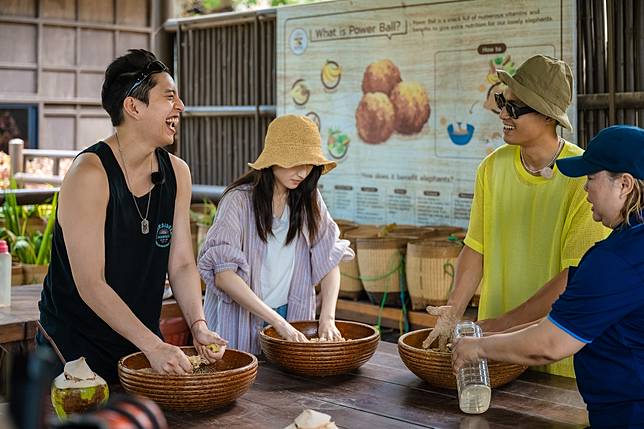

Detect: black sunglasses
[494,92,537,119]
[125,60,169,98]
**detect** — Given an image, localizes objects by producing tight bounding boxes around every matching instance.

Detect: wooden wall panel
[116,32,150,56]
[41,71,75,97]
[42,26,76,66]
[79,0,114,23]
[0,0,37,17]
[41,0,76,20]
[43,116,75,149]
[577,0,643,142]
[79,29,114,68]
[78,117,112,149]
[0,70,36,93]
[0,0,159,150]
[77,72,103,98]
[0,24,37,64]
[116,0,148,27]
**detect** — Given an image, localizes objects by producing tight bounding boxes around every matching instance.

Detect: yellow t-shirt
[464,141,610,377]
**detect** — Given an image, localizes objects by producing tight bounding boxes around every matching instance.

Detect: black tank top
[39,141,176,382]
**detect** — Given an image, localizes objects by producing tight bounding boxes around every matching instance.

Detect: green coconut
[50,357,109,420]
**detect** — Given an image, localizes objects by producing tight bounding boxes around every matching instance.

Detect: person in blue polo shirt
[452,125,644,428]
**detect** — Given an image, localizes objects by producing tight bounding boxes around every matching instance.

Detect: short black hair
[101,49,166,126]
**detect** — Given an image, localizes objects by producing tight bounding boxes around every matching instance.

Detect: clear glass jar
[453,321,491,414]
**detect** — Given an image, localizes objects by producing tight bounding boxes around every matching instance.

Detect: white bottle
[0,240,11,307]
[453,321,491,414]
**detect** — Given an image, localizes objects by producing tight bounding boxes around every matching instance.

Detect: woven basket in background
[339,225,380,300]
[406,239,462,310]
[356,237,408,307]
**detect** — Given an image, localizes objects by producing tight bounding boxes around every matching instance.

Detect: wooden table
[163,342,588,429]
[0,343,590,429]
[0,287,588,428]
[0,285,183,347]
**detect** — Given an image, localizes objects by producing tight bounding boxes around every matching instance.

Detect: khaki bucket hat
[249,114,336,174]
[497,55,573,131]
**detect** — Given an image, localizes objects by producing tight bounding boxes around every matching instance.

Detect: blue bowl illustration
[447,123,475,145]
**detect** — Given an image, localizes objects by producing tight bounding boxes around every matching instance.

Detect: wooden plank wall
[577,0,644,147]
[0,0,161,150]
[176,12,276,186]
[176,2,643,185]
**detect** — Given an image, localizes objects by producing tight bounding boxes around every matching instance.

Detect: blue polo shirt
[549,221,644,428]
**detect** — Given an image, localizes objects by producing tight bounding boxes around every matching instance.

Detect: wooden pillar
[9,139,24,178]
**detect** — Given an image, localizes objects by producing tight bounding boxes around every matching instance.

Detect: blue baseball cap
[557,125,644,179]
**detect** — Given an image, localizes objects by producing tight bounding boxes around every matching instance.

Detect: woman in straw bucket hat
[198,114,354,353]
[454,125,644,428]
[425,55,609,378]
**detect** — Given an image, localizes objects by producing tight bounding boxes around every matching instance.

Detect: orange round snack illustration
[355,92,396,144]
[390,81,430,135]
[361,59,401,95]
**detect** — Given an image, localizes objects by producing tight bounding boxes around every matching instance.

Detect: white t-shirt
[260,205,296,308]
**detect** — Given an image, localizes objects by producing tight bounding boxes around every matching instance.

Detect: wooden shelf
[335,298,435,331]
[335,298,478,331]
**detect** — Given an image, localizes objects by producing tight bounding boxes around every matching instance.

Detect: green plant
[0,180,58,265]
[190,199,217,227]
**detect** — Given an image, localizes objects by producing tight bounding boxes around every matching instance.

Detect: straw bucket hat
[248,115,336,174]
[497,55,574,131]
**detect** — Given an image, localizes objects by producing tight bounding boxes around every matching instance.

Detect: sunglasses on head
[125,60,169,98]
[494,92,537,119]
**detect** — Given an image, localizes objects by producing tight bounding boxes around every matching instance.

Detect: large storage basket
[339,225,380,300]
[356,237,408,307]
[406,239,462,310]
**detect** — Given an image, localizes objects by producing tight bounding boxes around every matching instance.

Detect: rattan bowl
[118,347,258,412]
[398,328,527,389]
[259,320,380,376]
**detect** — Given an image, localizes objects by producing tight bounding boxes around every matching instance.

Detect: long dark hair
[224,166,323,244]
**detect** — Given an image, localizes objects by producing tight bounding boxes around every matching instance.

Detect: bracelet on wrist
[190,318,207,331]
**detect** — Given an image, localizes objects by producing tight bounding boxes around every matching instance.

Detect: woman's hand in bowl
[275,319,309,342]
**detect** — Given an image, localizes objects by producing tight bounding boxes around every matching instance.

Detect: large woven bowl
[398,328,527,390]
[259,320,379,376]
[118,347,257,412]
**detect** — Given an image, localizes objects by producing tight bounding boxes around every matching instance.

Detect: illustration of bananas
[291,79,310,106]
[321,60,342,90]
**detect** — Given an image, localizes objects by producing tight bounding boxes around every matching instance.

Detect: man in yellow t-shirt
[425,55,610,377]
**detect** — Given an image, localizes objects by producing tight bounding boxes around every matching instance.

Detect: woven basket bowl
[259,320,380,376]
[398,328,527,390]
[118,347,258,412]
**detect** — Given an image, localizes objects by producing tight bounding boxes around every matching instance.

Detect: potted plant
[0,186,57,285]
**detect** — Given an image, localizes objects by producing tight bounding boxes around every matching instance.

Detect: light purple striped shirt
[198,185,354,354]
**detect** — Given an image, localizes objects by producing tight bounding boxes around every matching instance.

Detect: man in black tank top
[38,49,227,383]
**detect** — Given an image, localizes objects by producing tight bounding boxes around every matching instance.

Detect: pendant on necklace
[141,219,150,234]
[540,166,554,179]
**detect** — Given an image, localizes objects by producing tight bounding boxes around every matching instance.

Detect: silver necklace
[520,138,563,179]
[115,133,153,234]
